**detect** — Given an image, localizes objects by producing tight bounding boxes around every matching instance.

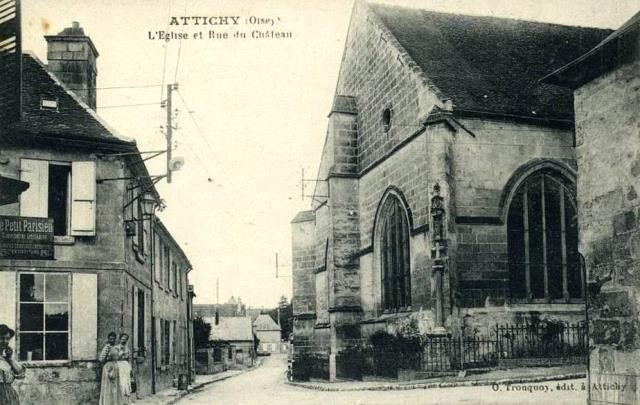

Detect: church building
[291,0,613,381]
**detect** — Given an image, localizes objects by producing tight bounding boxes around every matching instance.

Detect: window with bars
[18,273,70,361]
[379,195,411,311]
[507,171,582,302]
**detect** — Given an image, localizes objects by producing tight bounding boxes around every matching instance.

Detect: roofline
[21,52,161,201]
[539,14,638,88]
[23,51,135,144]
[153,216,193,271]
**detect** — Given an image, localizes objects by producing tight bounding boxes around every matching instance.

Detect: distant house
[204,316,254,368]
[194,296,247,318]
[254,314,282,353]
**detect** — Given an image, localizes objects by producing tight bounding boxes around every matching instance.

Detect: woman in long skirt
[0,324,25,405]
[99,332,124,405]
[117,333,132,403]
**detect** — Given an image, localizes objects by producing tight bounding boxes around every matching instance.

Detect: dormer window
[41,98,58,111]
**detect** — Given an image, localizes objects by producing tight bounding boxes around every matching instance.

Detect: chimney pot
[72,21,80,29]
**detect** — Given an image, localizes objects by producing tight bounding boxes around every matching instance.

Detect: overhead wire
[159,0,174,101]
[99,102,163,109]
[173,0,188,83]
[175,89,228,170]
[67,84,163,91]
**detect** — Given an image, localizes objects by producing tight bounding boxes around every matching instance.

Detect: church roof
[367,3,612,121]
[542,10,640,88]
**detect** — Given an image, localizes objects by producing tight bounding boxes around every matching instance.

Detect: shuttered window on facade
[20,159,96,237]
[0,272,97,362]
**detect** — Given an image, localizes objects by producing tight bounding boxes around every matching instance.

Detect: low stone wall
[459,304,585,338]
[14,361,100,405]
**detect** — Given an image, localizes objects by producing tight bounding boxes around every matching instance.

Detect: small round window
[382,108,392,132]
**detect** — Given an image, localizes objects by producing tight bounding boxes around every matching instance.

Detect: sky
[21,0,639,308]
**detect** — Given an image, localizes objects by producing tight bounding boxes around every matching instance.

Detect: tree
[267,295,293,341]
[193,316,211,349]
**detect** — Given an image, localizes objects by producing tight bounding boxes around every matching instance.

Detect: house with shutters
[0,22,194,403]
[204,316,255,369]
[152,218,194,390]
[290,0,615,381]
[253,314,282,353]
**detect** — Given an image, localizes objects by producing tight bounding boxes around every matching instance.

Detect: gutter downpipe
[186,269,193,385]
[150,206,158,394]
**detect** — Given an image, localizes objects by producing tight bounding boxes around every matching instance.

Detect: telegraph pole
[166,84,174,183]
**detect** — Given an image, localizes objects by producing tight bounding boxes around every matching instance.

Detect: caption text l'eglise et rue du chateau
[148,15,293,41]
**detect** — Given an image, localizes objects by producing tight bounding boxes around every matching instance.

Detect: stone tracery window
[507,170,582,302]
[380,195,411,310]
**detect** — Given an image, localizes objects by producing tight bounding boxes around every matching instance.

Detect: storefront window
[18,273,70,361]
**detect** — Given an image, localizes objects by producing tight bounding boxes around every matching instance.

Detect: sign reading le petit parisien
[0,216,54,260]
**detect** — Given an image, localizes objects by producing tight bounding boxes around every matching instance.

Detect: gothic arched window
[507,171,582,302]
[379,195,411,310]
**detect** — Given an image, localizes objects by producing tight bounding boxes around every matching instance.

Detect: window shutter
[169,321,174,364]
[0,272,16,331]
[154,234,160,283]
[132,287,139,352]
[72,273,98,360]
[70,161,96,236]
[20,159,48,217]
[155,318,162,366]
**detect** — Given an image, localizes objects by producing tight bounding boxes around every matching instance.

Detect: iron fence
[496,322,587,359]
[302,321,587,381]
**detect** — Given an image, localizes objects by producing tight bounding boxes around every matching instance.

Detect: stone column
[325,95,361,381]
[431,184,447,332]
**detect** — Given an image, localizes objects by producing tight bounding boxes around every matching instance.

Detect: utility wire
[173,0,188,83]
[98,102,163,109]
[159,0,174,101]
[175,89,226,169]
[67,84,163,91]
[175,89,248,199]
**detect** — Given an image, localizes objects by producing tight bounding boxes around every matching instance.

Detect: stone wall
[452,119,575,219]
[0,145,127,264]
[152,221,192,394]
[335,1,441,172]
[451,118,576,308]
[291,212,316,317]
[575,59,640,404]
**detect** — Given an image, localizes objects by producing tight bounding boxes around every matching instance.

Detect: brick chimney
[45,22,99,109]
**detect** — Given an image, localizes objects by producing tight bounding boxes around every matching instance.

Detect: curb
[285,372,586,392]
[165,362,263,405]
[166,372,242,405]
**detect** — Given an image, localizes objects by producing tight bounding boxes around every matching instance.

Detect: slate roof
[542,10,640,88]
[205,316,254,342]
[254,314,281,332]
[367,3,613,120]
[7,53,133,146]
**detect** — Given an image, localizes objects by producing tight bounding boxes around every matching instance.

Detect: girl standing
[0,324,25,405]
[99,332,124,405]
[117,333,132,403]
